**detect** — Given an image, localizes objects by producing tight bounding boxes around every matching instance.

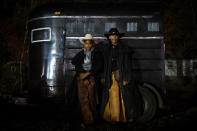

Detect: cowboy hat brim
[79,38,96,45]
[104,33,125,38]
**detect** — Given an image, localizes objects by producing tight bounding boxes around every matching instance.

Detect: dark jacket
[71,47,104,78]
[100,40,144,119]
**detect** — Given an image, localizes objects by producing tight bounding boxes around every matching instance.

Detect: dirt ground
[0,81,197,131]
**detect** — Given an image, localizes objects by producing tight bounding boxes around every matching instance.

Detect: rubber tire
[137,86,158,122]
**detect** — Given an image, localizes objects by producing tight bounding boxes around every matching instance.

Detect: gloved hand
[101,78,105,84]
[123,81,128,86]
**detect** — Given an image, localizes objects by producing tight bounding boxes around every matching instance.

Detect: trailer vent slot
[66,23,74,33]
[127,22,138,32]
[105,22,116,32]
[84,23,95,33]
[148,22,159,32]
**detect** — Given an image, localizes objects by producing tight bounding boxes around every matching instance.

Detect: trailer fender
[142,83,164,109]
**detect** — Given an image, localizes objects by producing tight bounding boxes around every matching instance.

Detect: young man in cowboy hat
[71,34,103,127]
[100,28,144,123]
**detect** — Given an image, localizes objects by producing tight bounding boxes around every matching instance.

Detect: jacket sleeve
[71,51,85,73]
[123,46,133,82]
[90,50,104,77]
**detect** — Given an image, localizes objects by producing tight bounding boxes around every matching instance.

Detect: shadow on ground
[0,83,197,131]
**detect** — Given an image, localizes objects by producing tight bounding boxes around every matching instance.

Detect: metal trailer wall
[28,16,164,100]
[27,3,164,101]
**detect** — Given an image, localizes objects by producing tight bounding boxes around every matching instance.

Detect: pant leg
[103,73,127,122]
[87,76,96,113]
[103,73,121,122]
[77,74,95,124]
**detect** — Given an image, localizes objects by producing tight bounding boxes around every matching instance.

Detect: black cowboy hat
[104,28,125,38]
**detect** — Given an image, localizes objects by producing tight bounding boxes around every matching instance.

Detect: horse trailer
[26,2,165,122]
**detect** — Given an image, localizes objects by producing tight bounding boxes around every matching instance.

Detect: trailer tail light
[55,11,61,15]
[153,11,160,15]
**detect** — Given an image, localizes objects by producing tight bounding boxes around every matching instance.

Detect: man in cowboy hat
[100,28,144,123]
[71,34,103,127]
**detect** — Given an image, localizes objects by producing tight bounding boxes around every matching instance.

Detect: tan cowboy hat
[79,34,96,44]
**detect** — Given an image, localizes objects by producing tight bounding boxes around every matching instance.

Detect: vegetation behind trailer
[27,3,165,122]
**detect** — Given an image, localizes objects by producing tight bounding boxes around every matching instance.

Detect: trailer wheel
[137,85,158,122]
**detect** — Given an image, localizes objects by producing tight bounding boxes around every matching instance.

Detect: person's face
[84,40,93,51]
[109,35,119,45]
